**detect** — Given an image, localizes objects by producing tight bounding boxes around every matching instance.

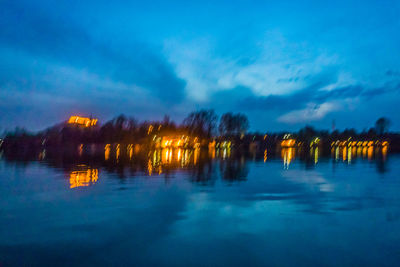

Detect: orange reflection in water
[362,147,367,158]
[162,148,173,164]
[78,144,83,156]
[357,146,362,157]
[282,147,294,169]
[194,148,200,165]
[208,147,216,159]
[105,144,110,160]
[148,159,153,176]
[127,144,134,160]
[382,145,388,161]
[70,167,98,188]
[342,146,347,161]
[177,149,182,162]
[264,149,268,162]
[116,144,120,161]
[368,146,374,160]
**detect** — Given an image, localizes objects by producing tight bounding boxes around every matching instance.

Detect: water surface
[0,151,399,266]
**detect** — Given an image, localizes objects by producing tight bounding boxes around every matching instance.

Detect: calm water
[1,149,400,266]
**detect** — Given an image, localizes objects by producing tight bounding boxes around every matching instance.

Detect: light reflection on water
[0,149,399,266]
[69,166,98,188]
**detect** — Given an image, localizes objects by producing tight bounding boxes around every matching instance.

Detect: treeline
[0,110,249,150]
[1,110,399,152]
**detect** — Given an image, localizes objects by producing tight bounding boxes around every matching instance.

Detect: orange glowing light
[105,144,110,160]
[70,167,98,188]
[148,159,153,176]
[282,147,294,168]
[68,116,97,127]
[368,146,373,160]
[116,144,120,160]
[281,139,296,147]
[382,146,388,160]
[264,149,268,162]
[148,125,154,135]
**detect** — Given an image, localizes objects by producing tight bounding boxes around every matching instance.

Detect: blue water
[1,154,400,266]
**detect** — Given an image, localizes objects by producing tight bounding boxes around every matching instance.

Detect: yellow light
[335,147,339,161]
[282,147,294,169]
[148,125,154,135]
[348,147,352,163]
[177,149,182,162]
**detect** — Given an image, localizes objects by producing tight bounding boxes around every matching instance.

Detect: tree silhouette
[219,112,249,136]
[183,109,218,138]
[375,117,390,135]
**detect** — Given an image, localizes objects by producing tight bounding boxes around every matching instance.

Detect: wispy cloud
[278,102,340,123]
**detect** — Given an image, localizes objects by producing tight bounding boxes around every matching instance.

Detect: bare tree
[183,109,218,138]
[219,112,249,136]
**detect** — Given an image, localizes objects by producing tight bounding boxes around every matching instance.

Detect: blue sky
[1,0,399,132]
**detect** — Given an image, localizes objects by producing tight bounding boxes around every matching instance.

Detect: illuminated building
[158,135,192,148]
[68,116,98,127]
[281,139,296,147]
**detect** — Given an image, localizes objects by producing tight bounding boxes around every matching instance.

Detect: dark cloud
[235,81,399,114]
[232,68,339,112]
[386,70,400,77]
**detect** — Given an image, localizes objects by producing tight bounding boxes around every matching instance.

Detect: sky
[1,0,399,133]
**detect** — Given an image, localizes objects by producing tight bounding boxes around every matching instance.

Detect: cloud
[164,33,339,102]
[0,1,186,104]
[278,102,340,124]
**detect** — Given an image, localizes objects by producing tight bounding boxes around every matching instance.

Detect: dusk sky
[1,0,399,132]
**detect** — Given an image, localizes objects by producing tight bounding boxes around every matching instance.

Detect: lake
[0,148,399,266]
